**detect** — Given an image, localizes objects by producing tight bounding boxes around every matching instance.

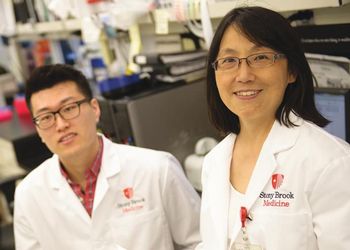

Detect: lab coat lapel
[206,134,235,249]
[47,137,122,222]
[93,137,121,211]
[47,155,91,223]
[228,120,301,242]
[244,119,301,211]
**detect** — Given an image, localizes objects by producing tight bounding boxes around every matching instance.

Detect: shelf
[16,19,81,35]
[13,0,350,36]
[208,0,350,18]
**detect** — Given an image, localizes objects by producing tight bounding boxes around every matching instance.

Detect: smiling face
[215,25,296,126]
[31,81,100,161]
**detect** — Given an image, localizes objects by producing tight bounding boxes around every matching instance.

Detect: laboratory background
[0,0,350,249]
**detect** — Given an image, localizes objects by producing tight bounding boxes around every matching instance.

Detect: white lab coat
[14,136,201,250]
[197,117,350,250]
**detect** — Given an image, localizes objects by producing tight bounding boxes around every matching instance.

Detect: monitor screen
[314,88,350,142]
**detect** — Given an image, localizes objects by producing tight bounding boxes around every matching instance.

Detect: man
[14,64,201,250]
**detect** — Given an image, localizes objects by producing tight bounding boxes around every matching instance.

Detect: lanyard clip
[240,206,252,228]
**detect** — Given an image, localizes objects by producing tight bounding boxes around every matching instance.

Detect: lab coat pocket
[108,208,170,250]
[249,212,310,250]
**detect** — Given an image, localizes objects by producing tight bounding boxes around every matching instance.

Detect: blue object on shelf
[99,74,139,92]
[90,57,106,68]
[98,74,144,99]
[91,57,108,82]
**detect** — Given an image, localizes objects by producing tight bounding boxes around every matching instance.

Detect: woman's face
[214,25,296,125]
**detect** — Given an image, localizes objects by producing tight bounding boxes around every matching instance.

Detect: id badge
[231,242,264,250]
[231,207,264,250]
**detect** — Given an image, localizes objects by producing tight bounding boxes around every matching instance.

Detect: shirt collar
[60,136,104,181]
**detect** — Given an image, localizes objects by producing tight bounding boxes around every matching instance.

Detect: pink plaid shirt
[60,137,103,217]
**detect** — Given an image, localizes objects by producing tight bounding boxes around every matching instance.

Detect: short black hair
[207,6,329,134]
[25,64,93,111]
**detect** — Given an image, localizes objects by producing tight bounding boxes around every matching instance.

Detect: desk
[0,112,51,173]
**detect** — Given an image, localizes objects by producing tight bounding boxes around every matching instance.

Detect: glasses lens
[248,53,275,68]
[36,113,54,129]
[60,103,80,120]
[218,57,240,71]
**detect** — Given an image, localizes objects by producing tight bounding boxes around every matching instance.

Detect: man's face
[31,81,100,160]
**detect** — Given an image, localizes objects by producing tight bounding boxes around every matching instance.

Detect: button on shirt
[60,137,104,217]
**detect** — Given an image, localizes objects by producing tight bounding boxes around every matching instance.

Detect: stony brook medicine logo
[117,187,146,213]
[123,187,133,199]
[259,173,295,207]
[271,173,284,189]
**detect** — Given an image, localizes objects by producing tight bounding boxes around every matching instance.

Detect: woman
[197,6,350,250]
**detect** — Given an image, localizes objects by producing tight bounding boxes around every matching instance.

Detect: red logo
[271,174,284,189]
[123,187,134,199]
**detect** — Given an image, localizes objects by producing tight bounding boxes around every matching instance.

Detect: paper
[154,9,169,35]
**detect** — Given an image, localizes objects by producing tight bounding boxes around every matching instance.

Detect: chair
[0,174,26,250]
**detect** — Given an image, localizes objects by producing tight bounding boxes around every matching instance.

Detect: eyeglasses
[212,52,285,71]
[33,99,89,129]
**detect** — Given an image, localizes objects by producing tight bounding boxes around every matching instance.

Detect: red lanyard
[240,206,251,243]
[238,207,263,249]
[240,206,248,228]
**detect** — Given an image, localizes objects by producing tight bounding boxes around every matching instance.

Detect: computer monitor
[98,80,220,164]
[314,88,350,143]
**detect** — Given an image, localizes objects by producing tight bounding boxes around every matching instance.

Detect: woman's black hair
[207,6,329,134]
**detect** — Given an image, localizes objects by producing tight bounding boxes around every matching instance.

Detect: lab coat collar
[206,114,303,246]
[244,116,301,208]
[45,155,92,223]
[47,134,121,189]
[47,154,66,189]
[93,135,121,211]
[235,116,301,241]
[46,134,122,221]
[99,134,121,178]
